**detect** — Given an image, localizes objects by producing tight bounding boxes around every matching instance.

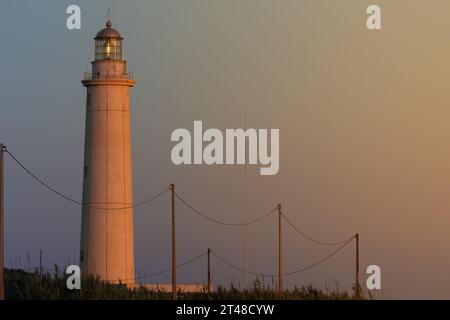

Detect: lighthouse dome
[95,21,123,40]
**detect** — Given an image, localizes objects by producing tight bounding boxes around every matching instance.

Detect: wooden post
[0,144,5,300]
[355,233,360,299]
[39,249,43,278]
[207,248,211,295]
[170,183,176,300]
[277,204,283,292]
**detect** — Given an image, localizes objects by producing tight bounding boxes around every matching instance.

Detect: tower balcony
[83,70,134,81]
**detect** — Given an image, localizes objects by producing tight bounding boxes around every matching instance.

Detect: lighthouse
[80,21,135,285]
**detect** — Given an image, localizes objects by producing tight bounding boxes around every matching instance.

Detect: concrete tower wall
[81,58,135,285]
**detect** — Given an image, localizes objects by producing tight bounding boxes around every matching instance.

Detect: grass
[5,268,362,300]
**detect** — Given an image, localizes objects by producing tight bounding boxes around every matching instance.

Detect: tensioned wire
[211,236,355,278]
[4,148,169,210]
[5,147,354,244]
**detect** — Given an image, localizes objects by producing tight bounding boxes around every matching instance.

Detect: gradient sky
[2,0,450,299]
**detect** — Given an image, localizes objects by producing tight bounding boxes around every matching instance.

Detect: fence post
[170,183,176,300]
[207,248,211,295]
[0,144,5,300]
[277,204,283,293]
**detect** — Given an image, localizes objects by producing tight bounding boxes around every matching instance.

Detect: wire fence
[176,192,277,227]
[9,240,354,286]
[210,236,354,278]
[5,148,169,210]
[3,147,358,288]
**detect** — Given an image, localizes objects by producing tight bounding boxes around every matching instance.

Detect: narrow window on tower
[80,250,84,263]
[87,94,91,107]
[84,166,88,179]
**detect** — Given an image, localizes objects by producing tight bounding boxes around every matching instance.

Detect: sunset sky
[2,0,450,299]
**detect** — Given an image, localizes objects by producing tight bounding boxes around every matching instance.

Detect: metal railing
[83,71,134,81]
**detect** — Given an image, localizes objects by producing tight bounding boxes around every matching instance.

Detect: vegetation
[5,268,361,300]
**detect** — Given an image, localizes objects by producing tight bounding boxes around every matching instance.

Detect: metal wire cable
[281,213,353,246]
[15,253,206,285]
[175,192,277,227]
[94,188,168,211]
[111,251,208,284]
[5,148,169,210]
[284,237,354,276]
[5,149,82,205]
[211,237,354,278]
[11,265,53,273]
[211,251,274,278]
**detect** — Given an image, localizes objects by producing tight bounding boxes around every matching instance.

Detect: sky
[1,0,450,299]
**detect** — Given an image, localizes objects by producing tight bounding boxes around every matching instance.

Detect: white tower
[80,21,135,285]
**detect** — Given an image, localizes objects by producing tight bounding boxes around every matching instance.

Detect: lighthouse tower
[80,21,135,285]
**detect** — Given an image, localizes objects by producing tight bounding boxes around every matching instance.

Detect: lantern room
[94,21,123,61]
